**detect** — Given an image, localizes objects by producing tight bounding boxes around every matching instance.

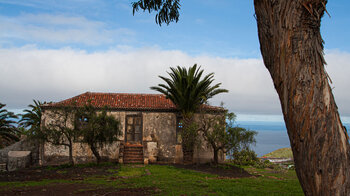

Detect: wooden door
[125,115,142,144]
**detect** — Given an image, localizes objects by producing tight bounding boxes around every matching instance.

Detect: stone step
[124,148,143,151]
[123,145,144,164]
[124,150,142,153]
[124,159,144,164]
[124,157,143,160]
[124,151,143,155]
[124,149,143,153]
[124,153,143,156]
[124,156,143,160]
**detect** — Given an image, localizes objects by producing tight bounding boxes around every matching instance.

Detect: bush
[231,149,259,166]
[254,159,275,169]
[230,149,280,169]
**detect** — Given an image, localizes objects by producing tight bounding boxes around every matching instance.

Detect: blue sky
[0,0,349,119]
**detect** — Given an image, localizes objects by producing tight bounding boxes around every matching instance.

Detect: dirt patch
[0,164,118,182]
[0,183,156,196]
[172,163,253,178]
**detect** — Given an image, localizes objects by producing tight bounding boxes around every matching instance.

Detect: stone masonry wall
[0,138,40,166]
[142,112,177,163]
[41,109,224,165]
[41,110,125,165]
[193,113,225,164]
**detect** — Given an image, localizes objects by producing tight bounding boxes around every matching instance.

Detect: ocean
[236,117,350,157]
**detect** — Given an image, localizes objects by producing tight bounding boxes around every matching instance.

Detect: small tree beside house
[151,64,228,164]
[75,104,121,164]
[198,108,257,164]
[42,106,78,165]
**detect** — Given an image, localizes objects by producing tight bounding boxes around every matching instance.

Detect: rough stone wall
[142,112,177,163]
[141,112,225,164]
[41,110,125,165]
[43,141,121,164]
[41,109,224,165]
[0,138,40,166]
[109,111,125,141]
[193,113,225,164]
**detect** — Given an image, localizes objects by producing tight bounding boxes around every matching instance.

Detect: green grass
[86,164,303,195]
[263,148,293,158]
[0,164,303,195]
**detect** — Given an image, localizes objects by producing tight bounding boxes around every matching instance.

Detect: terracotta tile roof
[42,92,224,112]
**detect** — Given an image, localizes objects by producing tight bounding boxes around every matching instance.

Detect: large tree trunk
[254,0,350,195]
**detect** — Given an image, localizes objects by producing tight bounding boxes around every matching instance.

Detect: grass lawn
[0,163,303,195]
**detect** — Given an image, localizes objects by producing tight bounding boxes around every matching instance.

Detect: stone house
[40,92,225,165]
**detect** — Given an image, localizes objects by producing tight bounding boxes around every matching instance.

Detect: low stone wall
[7,151,32,171]
[43,141,121,165]
[0,139,39,166]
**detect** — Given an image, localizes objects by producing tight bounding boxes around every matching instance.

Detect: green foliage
[19,100,45,141]
[42,106,78,165]
[230,149,260,166]
[76,104,121,164]
[151,64,228,163]
[226,126,257,156]
[180,122,199,150]
[39,102,121,165]
[199,108,257,164]
[0,103,19,147]
[151,64,228,115]
[230,149,277,169]
[132,0,180,26]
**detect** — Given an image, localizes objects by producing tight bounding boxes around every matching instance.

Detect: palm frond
[150,64,228,114]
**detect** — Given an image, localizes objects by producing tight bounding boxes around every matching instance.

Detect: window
[77,116,89,129]
[176,116,183,144]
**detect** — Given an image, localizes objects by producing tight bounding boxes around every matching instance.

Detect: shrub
[231,149,259,166]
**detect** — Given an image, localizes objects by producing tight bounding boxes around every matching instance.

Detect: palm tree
[151,64,228,164]
[19,100,45,140]
[0,103,19,148]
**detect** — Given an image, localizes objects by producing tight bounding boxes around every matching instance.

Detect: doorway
[125,114,142,144]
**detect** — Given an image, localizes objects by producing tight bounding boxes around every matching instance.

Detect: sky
[0,0,349,120]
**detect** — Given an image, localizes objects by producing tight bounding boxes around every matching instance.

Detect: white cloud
[324,50,350,117]
[0,13,135,45]
[0,0,105,10]
[0,46,349,116]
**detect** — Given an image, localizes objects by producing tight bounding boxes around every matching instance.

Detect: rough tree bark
[68,139,74,165]
[213,146,219,164]
[254,0,350,195]
[90,144,101,164]
[182,114,194,165]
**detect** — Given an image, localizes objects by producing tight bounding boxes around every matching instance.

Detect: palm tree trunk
[182,114,195,165]
[254,0,350,195]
